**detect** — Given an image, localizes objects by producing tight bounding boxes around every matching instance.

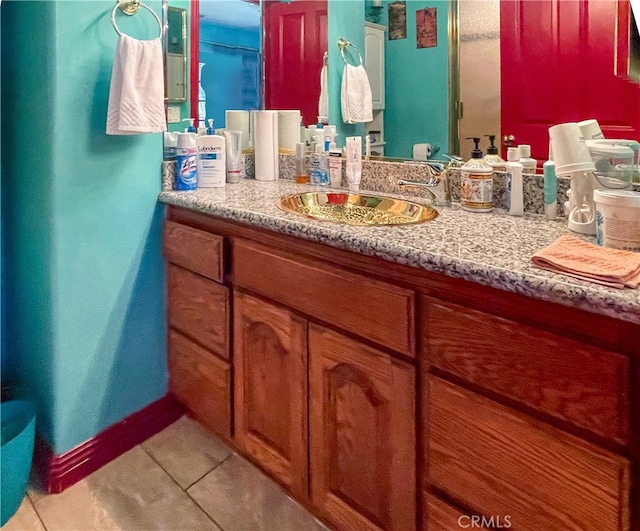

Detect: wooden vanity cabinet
[164,207,639,531]
[309,324,416,531]
[232,292,417,528]
[233,291,309,499]
[428,376,630,531]
[163,220,232,439]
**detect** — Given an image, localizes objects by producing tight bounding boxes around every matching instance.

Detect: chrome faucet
[397,173,451,206]
[442,153,464,168]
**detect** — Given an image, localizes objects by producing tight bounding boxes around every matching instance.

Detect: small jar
[460,158,494,212]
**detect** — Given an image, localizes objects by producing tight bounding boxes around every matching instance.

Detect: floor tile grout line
[184,452,232,492]
[24,494,49,531]
[184,488,227,531]
[139,444,225,530]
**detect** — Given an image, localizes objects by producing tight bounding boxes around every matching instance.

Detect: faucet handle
[442,154,464,168]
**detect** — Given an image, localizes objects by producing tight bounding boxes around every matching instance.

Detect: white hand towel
[106,35,166,135]
[318,63,329,123]
[340,64,373,124]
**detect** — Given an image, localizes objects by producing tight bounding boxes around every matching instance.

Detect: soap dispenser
[182,118,197,133]
[460,137,494,212]
[206,118,215,136]
[484,135,506,171]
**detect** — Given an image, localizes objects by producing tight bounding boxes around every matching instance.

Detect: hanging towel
[106,35,166,135]
[340,64,373,124]
[318,63,329,123]
[531,235,640,288]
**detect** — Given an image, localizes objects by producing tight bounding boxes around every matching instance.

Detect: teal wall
[377,0,449,158]
[328,0,366,147]
[2,0,167,454]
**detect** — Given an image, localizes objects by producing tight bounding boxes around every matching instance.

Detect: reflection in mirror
[626,2,639,80]
[197,0,261,128]
[179,0,639,161]
[167,7,187,102]
[263,0,327,126]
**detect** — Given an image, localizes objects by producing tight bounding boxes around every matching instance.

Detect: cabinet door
[365,24,385,110]
[233,291,308,498]
[309,324,416,531]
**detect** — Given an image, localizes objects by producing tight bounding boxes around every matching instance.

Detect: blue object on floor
[1,400,36,526]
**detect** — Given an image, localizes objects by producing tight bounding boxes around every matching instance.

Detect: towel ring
[111,0,162,38]
[337,38,363,66]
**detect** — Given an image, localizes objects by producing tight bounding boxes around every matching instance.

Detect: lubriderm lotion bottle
[196,131,226,188]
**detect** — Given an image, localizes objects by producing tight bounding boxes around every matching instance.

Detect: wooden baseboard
[33,394,185,494]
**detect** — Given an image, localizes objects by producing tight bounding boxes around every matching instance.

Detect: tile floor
[2,415,329,531]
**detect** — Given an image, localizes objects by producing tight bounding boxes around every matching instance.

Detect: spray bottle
[175,132,197,190]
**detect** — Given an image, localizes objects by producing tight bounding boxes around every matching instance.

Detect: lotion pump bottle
[484,135,506,170]
[206,118,215,136]
[460,137,494,212]
[196,131,226,188]
[183,118,197,133]
[518,144,537,174]
[505,147,524,216]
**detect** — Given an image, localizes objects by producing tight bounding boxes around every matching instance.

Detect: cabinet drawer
[423,493,490,531]
[167,264,230,359]
[428,376,630,531]
[168,329,231,438]
[233,239,415,357]
[163,220,224,282]
[422,297,630,445]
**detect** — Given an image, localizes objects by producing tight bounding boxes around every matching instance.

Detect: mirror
[197,0,261,129]
[178,0,639,161]
[167,7,187,102]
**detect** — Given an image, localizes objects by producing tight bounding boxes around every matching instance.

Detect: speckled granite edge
[158,181,639,325]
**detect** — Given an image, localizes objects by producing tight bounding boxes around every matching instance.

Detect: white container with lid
[518,144,537,174]
[594,189,640,252]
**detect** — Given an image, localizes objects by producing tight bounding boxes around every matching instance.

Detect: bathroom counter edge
[158,181,640,325]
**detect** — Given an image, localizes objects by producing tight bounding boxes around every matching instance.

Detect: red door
[500,0,640,161]
[263,0,327,125]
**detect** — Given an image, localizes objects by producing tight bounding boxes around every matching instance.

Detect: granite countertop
[159,180,640,325]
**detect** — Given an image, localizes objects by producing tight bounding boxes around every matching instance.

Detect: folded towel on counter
[340,64,373,124]
[531,235,640,288]
[318,63,329,123]
[106,35,166,135]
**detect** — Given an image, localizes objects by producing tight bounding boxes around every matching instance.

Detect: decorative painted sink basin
[277,192,438,226]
